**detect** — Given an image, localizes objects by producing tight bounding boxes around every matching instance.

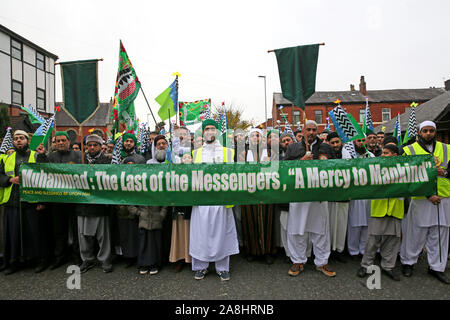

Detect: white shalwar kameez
[190,140,239,272]
[400,198,450,272]
[342,148,374,256]
[287,201,330,267]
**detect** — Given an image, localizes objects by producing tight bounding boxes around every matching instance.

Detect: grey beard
[155,149,167,162]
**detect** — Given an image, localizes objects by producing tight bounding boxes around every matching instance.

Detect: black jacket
[75,152,111,217]
[47,149,82,164]
[284,137,336,161]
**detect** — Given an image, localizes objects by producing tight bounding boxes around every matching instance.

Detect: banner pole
[437,204,442,263]
[140,87,158,126]
[79,125,85,164]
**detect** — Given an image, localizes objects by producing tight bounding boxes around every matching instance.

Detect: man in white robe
[189,119,239,281]
[342,139,374,259]
[400,121,450,284]
[284,120,336,277]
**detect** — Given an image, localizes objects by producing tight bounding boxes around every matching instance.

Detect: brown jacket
[128,205,167,230]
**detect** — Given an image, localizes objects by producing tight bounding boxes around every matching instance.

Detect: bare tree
[212,102,251,130]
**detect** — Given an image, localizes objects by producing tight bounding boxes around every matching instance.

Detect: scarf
[86,151,103,164]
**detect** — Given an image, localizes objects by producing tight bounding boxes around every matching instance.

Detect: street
[0,251,448,300]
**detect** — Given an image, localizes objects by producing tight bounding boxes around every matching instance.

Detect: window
[314,110,323,124]
[37,88,45,110]
[67,130,78,143]
[360,109,365,122]
[12,80,22,105]
[11,39,22,60]
[293,110,300,124]
[382,108,391,122]
[36,52,45,70]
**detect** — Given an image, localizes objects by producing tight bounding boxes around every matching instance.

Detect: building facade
[265,76,445,133]
[55,102,113,144]
[0,24,58,131]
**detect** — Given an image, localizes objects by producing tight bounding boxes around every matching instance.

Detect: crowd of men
[0,119,449,284]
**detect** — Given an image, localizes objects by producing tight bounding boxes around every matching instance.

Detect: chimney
[359,76,367,96]
[350,84,355,91]
[445,79,450,91]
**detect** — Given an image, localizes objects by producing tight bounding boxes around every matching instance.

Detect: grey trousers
[78,216,112,267]
[361,235,401,271]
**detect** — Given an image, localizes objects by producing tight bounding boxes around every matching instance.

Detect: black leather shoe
[428,268,450,284]
[357,266,367,278]
[34,260,49,273]
[349,254,360,261]
[265,255,274,265]
[382,268,400,281]
[4,265,17,276]
[49,258,66,270]
[334,252,347,263]
[401,264,413,277]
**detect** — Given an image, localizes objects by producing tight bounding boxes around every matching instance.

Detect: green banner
[19,155,436,206]
[60,59,99,125]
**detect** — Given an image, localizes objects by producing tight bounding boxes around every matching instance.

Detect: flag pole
[54,58,104,65]
[437,204,442,263]
[267,43,325,53]
[79,125,85,164]
[140,87,158,126]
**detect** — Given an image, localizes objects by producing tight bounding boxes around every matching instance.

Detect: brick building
[263,76,445,133]
[55,101,113,144]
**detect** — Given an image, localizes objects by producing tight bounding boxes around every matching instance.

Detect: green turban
[202,119,219,132]
[122,133,137,144]
[55,131,69,139]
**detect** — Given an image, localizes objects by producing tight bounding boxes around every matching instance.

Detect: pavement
[0,251,449,300]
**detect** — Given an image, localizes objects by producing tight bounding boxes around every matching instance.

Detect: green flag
[156,77,178,121]
[179,99,211,125]
[60,59,100,125]
[274,44,320,110]
[112,41,141,132]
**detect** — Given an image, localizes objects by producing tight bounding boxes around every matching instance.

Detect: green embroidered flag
[60,59,100,125]
[274,44,320,110]
[112,41,141,131]
[179,99,211,125]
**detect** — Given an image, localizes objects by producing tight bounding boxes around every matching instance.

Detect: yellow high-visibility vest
[0,150,36,204]
[403,141,450,198]
[371,198,404,220]
[192,146,234,207]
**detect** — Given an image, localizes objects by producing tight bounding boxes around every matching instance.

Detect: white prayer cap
[249,128,263,137]
[305,120,318,128]
[13,130,29,140]
[419,121,436,131]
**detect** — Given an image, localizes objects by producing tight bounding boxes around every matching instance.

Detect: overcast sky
[1,0,449,128]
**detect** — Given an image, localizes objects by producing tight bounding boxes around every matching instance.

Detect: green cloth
[55,131,69,139]
[60,59,99,125]
[274,44,319,110]
[113,41,141,132]
[156,78,178,121]
[202,119,219,131]
[122,133,137,144]
[179,99,211,125]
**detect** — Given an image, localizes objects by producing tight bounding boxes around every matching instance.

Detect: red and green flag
[112,40,141,133]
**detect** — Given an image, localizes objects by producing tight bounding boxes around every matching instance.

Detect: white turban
[419,121,436,131]
[305,120,318,128]
[249,128,263,137]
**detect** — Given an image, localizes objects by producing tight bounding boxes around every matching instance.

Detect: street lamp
[258,75,268,129]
